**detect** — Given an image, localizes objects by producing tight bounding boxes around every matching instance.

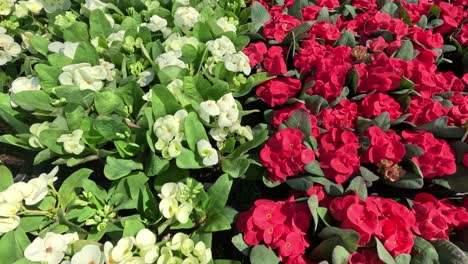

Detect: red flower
[263,46,288,76]
[276,232,307,258]
[256,77,301,107]
[358,93,402,121]
[309,22,341,43]
[302,5,322,21]
[243,42,268,67]
[319,127,360,152]
[252,199,286,229]
[458,23,468,45]
[305,184,332,207]
[406,97,449,126]
[448,93,468,126]
[271,103,321,138]
[463,153,468,168]
[402,131,456,178]
[260,128,315,182]
[361,126,406,164]
[318,100,358,130]
[349,250,384,264]
[263,13,300,42]
[436,2,464,34]
[318,145,360,184]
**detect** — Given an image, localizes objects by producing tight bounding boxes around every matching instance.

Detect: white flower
[163,34,199,52]
[137,69,155,87]
[176,202,193,224]
[0,202,20,217]
[159,183,179,199]
[24,177,48,205]
[83,0,106,11]
[29,121,50,148]
[216,17,236,32]
[24,232,78,264]
[15,0,43,17]
[182,256,199,264]
[48,41,79,59]
[198,100,220,123]
[9,76,41,108]
[0,31,21,65]
[216,93,236,112]
[104,242,115,264]
[141,245,159,264]
[169,233,189,251]
[38,165,59,184]
[71,245,103,264]
[209,128,228,142]
[142,90,152,102]
[111,237,134,262]
[218,108,239,128]
[224,52,251,75]
[174,7,199,32]
[107,30,125,46]
[193,242,212,264]
[0,216,20,235]
[167,79,184,98]
[57,129,85,155]
[41,0,71,13]
[175,0,189,5]
[197,140,218,166]
[0,0,15,15]
[147,15,167,32]
[236,126,253,141]
[2,182,33,203]
[121,257,145,264]
[59,63,112,91]
[159,197,178,219]
[165,140,182,158]
[180,238,194,257]
[156,51,186,70]
[135,229,156,251]
[206,36,236,60]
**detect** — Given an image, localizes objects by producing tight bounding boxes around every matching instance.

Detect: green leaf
[288,0,308,20]
[89,9,113,38]
[157,66,188,84]
[280,21,315,45]
[0,165,13,192]
[286,108,311,138]
[10,90,53,111]
[417,116,465,139]
[35,64,61,89]
[207,174,232,212]
[332,245,350,264]
[345,176,367,200]
[184,112,208,152]
[95,91,126,116]
[213,260,241,264]
[304,160,325,177]
[395,40,414,61]
[94,116,130,140]
[404,144,424,159]
[48,54,72,68]
[250,245,280,264]
[251,2,271,31]
[359,166,380,183]
[151,84,181,118]
[232,234,251,256]
[431,239,468,264]
[104,156,143,180]
[123,219,145,237]
[201,212,231,232]
[308,195,319,232]
[319,227,360,253]
[305,95,329,115]
[138,184,159,221]
[30,35,50,56]
[39,129,68,155]
[0,227,31,263]
[376,238,396,264]
[58,168,93,209]
[432,166,468,192]
[335,30,356,48]
[73,42,99,65]
[63,22,89,42]
[395,254,411,264]
[412,236,439,264]
[222,158,250,178]
[176,148,204,169]
[146,154,170,177]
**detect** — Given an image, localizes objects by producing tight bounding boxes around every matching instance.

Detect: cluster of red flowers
[236,197,312,264]
[330,195,416,256]
[238,0,468,262]
[412,193,468,240]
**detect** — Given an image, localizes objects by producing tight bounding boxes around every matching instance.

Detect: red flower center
[266,213,272,219]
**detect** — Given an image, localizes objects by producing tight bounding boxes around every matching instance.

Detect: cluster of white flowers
[216,17,237,32]
[158,182,194,224]
[163,33,199,52]
[156,50,186,70]
[0,26,21,65]
[173,7,199,33]
[146,15,167,33]
[206,36,250,75]
[153,109,188,159]
[58,60,115,91]
[57,129,85,155]
[158,233,212,264]
[0,167,58,235]
[0,0,15,15]
[48,41,79,59]
[198,93,253,149]
[14,0,43,17]
[104,229,159,264]
[24,232,79,264]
